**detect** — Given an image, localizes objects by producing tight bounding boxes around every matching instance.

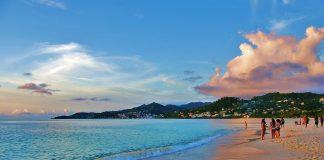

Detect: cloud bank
[196,26,324,98]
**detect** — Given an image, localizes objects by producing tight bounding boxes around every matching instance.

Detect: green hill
[53,102,210,119]
[168,92,324,118]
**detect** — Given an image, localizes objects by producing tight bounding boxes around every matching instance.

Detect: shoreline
[214,118,324,160]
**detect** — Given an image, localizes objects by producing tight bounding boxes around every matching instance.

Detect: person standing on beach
[302,116,306,125]
[244,121,247,129]
[275,119,281,138]
[303,115,308,128]
[270,118,276,139]
[261,118,266,140]
[280,117,285,128]
[314,115,319,128]
[320,115,323,127]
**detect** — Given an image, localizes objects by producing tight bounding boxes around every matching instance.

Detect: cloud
[196,26,324,98]
[71,97,88,101]
[23,73,33,76]
[31,42,155,86]
[17,82,59,95]
[38,42,82,54]
[35,43,105,76]
[183,70,195,75]
[0,41,210,114]
[282,0,294,5]
[183,76,203,83]
[141,74,177,85]
[270,16,305,31]
[71,97,111,102]
[11,109,20,115]
[31,0,66,10]
[11,108,32,115]
[100,98,111,101]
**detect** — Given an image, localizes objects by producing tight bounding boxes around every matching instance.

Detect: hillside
[177,102,212,109]
[168,92,324,118]
[53,102,210,119]
[54,92,324,119]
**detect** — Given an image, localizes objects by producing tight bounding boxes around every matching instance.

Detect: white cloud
[32,42,155,87]
[39,42,81,54]
[32,0,66,10]
[269,16,305,31]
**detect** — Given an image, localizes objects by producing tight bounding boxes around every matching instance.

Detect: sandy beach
[214,118,324,160]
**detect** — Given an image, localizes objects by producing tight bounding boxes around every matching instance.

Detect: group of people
[259,115,324,140]
[261,117,284,140]
[314,115,324,128]
[295,115,324,128]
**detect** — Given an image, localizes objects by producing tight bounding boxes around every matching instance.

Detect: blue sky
[0,0,323,115]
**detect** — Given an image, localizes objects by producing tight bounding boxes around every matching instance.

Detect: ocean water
[0,119,233,160]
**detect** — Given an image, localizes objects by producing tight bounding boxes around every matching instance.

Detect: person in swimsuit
[261,118,266,140]
[275,119,281,139]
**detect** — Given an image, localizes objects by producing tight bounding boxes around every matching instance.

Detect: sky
[0,0,323,116]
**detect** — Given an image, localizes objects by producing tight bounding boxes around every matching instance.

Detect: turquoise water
[0,119,232,160]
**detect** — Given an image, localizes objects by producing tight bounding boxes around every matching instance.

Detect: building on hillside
[320,98,324,103]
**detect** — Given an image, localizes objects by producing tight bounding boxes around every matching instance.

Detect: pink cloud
[17,82,59,95]
[196,26,324,98]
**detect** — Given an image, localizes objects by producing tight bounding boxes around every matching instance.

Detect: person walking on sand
[281,117,285,128]
[244,120,247,129]
[270,118,276,139]
[314,115,319,128]
[261,118,266,140]
[275,119,281,138]
[320,115,323,127]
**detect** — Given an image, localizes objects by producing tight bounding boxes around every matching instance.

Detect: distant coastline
[54,92,324,119]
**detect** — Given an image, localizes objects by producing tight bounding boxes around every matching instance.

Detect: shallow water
[0,119,233,160]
